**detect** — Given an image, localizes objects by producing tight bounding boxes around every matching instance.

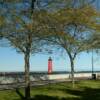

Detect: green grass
[0,80,100,100]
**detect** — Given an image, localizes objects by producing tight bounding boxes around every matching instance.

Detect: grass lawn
[0,80,100,100]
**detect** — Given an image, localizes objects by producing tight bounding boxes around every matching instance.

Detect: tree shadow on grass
[14,94,79,100]
[31,95,60,100]
[61,87,100,100]
[30,95,78,100]
[13,83,100,100]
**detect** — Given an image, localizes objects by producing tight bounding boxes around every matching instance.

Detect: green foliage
[47,5,100,57]
[0,16,5,26]
[4,9,53,54]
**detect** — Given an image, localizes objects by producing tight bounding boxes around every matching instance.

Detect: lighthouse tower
[48,57,52,74]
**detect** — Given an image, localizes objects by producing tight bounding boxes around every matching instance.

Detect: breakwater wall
[0,72,100,84]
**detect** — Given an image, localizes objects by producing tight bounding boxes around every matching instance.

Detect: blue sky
[0,47,100,72]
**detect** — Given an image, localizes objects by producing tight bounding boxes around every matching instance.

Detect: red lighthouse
[48,57,52,74]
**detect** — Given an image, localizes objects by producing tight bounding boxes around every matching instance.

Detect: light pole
[91,49,96,79]
[92,49,94,75]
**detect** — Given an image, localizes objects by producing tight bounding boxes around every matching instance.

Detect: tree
[0,0,53,99]
[45,5,100,87]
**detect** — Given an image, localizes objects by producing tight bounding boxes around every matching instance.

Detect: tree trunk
[70,58,75,88]
[24,53,30,100]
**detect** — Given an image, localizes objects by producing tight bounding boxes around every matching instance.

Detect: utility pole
[92,49,94,75]
[91,49,96,79]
